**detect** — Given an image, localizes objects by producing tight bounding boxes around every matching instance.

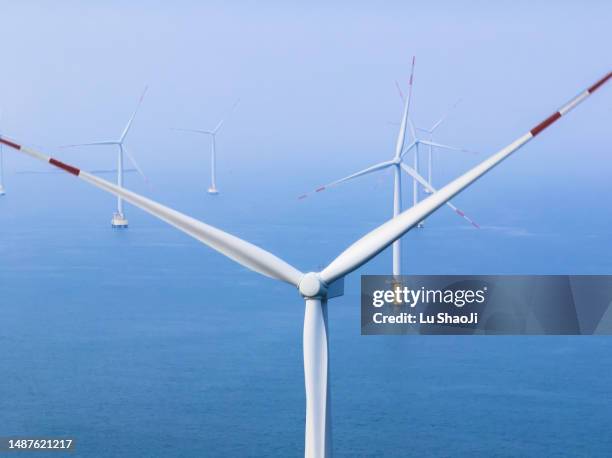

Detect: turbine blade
[406,57,417,141]
[319,71,611,285]
[400,162,479,228]
[298,161,393,200]
[60,141,118,148]
[393,56,416,157]
[399,140,417,159]
[419,139,478,155]
[0,135,304,287]
[120,85,148,142]
[92,168,138,175]
[213,98,240,134]
[407,117,417,141]
[17,168,138,175]
[394,80,405,103]
[123,146,149,183]
[170,128,213,135]
[430,99,461,132]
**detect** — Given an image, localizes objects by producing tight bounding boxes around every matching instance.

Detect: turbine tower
[173,99,240,195]
[1,71,609,458]
[62,87,149,227]
[299,58,479,276]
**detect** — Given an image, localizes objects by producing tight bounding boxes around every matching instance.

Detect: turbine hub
[299,272,327,298]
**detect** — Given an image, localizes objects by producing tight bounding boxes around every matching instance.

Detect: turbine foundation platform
[207,187,219,195]
[111,212,128,228]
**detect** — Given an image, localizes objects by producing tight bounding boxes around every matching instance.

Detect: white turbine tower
[300,57,479,276]
[172,99,240,195]
[1,71,609,458]
[62,86,149,227]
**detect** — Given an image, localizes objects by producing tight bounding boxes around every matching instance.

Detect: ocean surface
[1,156,611,457]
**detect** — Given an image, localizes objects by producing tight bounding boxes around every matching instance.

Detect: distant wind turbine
[1,70,609,458]
[299,57,479,276]
[394,66,477,226]
[172,99,240,195]
[416,99,462,194]
[61,86,149,228]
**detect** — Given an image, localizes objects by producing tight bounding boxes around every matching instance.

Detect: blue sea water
[1,156,611,457]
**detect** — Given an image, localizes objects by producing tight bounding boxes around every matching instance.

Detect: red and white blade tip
[395,80,405,100]
[297,185,327,200]
[0,137,81,176]
[455,208,480,229]
[529,71,611,138]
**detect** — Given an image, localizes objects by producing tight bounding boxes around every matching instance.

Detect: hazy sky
[1,0,610,192]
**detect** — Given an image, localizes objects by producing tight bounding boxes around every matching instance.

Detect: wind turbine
[61,86,149,228]
[1,70,609,458]
[172,99,240,195]
[394,66,477,226]
[416,99,462,194]
[299,57,479,276]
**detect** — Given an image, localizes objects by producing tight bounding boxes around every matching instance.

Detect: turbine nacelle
[299,272,328,298]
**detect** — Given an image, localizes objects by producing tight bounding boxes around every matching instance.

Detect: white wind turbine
[393,64,477,227]
[62,86,149,227]
[416,99,462,194]
[1,71,609,458]
[299,57,479,276]
[172,99,240,195]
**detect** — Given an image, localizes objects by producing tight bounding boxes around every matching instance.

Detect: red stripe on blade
[0,138,21,150]
[315,187,325,192]
[588,72,612,94]
[530,111,561,137]
[456,209,465,217]
[49,158,80,176]
[298,195,307,200]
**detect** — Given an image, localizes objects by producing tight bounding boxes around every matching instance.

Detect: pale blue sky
[1,1,610,193]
